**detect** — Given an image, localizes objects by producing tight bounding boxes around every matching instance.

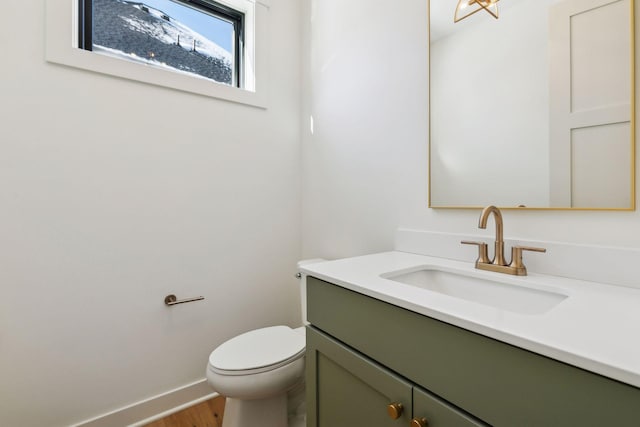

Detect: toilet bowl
[206,259,324,427]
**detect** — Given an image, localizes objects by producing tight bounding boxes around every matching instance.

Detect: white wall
[0,1,302,426]
[301,0,640,261]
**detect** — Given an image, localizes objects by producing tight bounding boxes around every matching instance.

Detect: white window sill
[45,0,269,108]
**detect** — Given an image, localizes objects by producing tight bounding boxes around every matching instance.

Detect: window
[78,0,245,88]
[45,0,268,107]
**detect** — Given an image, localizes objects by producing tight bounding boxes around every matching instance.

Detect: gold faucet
[479,205,506,266]
[462,205,545,276]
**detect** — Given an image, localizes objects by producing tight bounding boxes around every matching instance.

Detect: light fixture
[454,0,500,23]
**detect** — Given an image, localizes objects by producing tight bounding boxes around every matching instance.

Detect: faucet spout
[478,205,506,266]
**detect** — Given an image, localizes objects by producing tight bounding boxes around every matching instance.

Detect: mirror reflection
[429,0,634,209]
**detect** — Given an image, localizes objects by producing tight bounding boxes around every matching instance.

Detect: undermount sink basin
[382,267,568,315]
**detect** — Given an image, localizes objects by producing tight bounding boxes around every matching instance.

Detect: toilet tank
[297,259,326,325]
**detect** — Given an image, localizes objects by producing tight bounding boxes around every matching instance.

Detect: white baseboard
[72,379,218,427]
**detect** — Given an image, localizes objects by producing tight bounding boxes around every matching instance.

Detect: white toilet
[206,259,323,427]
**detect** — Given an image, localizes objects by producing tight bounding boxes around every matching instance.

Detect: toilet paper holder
[164,294,205,306]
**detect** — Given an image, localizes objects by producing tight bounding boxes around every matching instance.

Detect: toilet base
[223,395,287,427]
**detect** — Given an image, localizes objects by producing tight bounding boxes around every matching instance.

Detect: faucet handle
[461,240,490,264]
[509,246,546,275]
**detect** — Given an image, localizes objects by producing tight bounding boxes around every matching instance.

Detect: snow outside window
[79,0,244,88]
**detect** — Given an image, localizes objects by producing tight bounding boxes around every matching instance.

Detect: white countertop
[300,251,640,389]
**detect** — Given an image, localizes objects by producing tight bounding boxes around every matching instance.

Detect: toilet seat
[208,326,305,376]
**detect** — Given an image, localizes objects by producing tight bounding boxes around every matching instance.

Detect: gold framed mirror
[429,0,636,210]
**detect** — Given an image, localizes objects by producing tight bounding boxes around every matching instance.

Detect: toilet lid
[209,326,305,373]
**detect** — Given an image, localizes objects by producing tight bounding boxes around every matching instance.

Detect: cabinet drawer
[307,276,640,426]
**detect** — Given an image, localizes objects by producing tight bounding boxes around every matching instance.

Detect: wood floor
[144,396,225,427]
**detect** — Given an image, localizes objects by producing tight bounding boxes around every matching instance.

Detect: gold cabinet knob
[410,417,429,427]
[387,403,404,420]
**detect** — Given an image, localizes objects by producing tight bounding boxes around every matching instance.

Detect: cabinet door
[413,386,488,427]
[306,327,412,427]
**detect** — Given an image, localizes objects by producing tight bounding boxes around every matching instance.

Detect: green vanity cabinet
[306,276,640,426]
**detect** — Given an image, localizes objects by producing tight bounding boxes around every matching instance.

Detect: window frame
[77,0,246,88]
[45,0,269,108]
